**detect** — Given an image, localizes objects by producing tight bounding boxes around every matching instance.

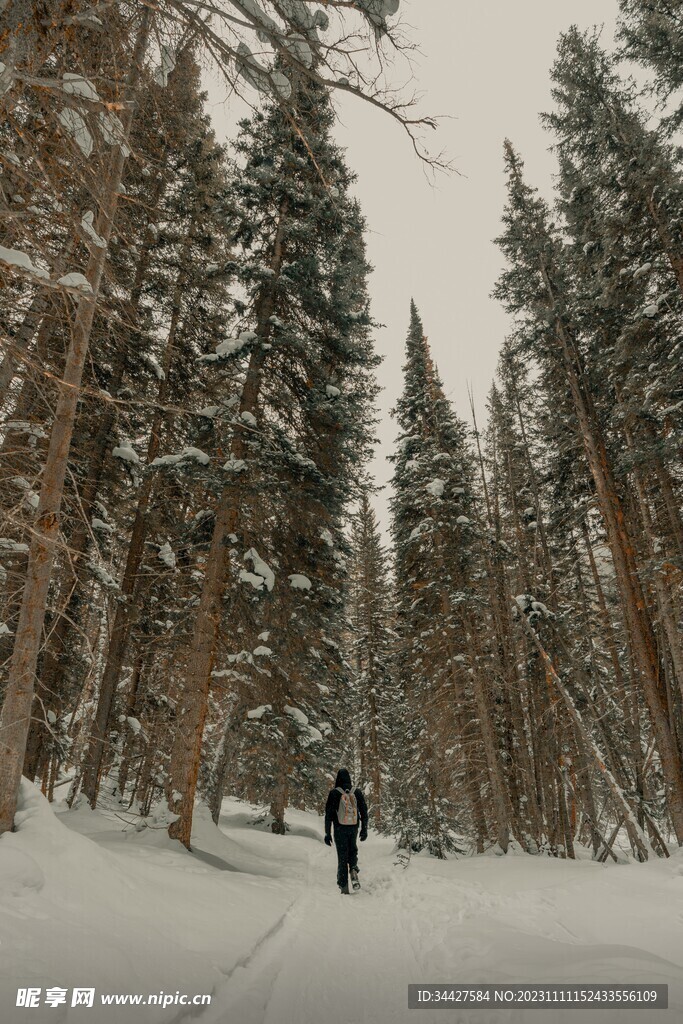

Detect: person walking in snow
[324,768,368,894]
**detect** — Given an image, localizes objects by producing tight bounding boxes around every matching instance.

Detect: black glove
[324,834,333,847]
[360,829,367,842]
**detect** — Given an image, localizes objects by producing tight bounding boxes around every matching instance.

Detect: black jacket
[324,769,368,838]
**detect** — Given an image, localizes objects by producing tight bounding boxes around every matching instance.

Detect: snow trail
[183,801,683,1024]
[194,839,425,1024]
[2,785,683,1024]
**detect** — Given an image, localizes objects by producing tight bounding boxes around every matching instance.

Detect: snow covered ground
[2,781,683,1023]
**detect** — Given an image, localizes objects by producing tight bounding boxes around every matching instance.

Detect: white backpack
[336,787,358,825]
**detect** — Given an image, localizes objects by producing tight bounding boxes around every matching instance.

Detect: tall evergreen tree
[390,303,512,855]
[0,4,154,837]
[618,0,683,119]
[347,488,395,826]
[165,77,379,847]
[494,140,683,846]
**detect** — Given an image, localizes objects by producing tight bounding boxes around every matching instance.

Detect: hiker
[324,768,368,894]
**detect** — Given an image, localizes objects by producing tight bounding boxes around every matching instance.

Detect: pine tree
[545,33,683,843]
[0,5,154,836]
[390,303,512,855]
[494,140,683,845]
[0,0,437,841]
[165,77,379,847]
[483,351,557,853]
[76,51,236,809]
[9,45,233,804]
[347,488,395,826]
[618,0,683,119]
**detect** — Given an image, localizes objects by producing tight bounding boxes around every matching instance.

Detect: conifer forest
[2,4,683,1022]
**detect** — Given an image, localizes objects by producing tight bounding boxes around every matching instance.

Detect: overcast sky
[208,0,620,535]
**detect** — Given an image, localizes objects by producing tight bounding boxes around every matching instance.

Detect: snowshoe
[350,868,361,891]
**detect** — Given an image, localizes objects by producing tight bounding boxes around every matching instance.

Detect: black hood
[335,768,352,792]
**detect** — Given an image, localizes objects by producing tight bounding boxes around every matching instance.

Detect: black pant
[334,824,359,888]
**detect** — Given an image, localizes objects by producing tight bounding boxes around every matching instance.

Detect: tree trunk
[116,651,144,800]
[270,772,289,835]
[207,722,232,826]
[580,517,645,802]
[167,198,289,848]
[367,688,382,827]
[473,414,542,844]
[522,617,653,860]
[540,272,683,842]
[0,291,49,406]
[617,400,683,705]
[465,608,512,853]
[21,181,170,783]
[80,230,192,807]
[0,10,151,836]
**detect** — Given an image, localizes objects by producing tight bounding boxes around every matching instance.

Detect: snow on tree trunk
[167,199,289,848]
[80,223,196,808]
[521,616,653,862]
[0,9,152,837]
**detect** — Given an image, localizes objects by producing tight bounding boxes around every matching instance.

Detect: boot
[340,884,350,894]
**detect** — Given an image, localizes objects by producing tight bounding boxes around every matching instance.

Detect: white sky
[207,0,620,535]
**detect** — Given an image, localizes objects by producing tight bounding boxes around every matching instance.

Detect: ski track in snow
[188,841,426,1024]
[179,806,683,1024]
[2,786,683,1024]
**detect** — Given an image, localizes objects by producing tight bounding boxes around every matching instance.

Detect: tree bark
[21,174,171,783]
[539,262,683,843]
[521,616,653,861]
[0,10,151,836]
[465,608,513,853]
[0,291,49,407]
[80,227,194,807]
[167,198,289,848]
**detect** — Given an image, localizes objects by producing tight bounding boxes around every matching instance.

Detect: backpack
[336,787,358,825]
